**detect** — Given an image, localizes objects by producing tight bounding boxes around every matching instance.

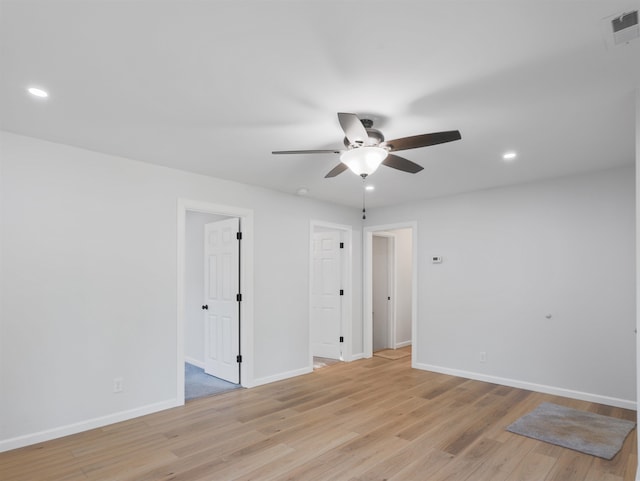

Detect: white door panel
[204,218,240,383]
[311,230,341,359]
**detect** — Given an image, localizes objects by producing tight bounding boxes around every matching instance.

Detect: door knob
[202,305,208,310]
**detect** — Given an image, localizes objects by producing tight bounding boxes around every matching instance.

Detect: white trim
[389,236,397,350]
[0,399,177,453]
[364,222,418,362]
[415,362,636,410]
[350,352,365,361]
[309,220,354,364]
[635,87,640,481]
[244,367,312,388]
[185,356,205,369]
[395,340,412,349]
[177,199,255,403]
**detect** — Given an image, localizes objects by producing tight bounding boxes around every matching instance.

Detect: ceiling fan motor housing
[343,121,385,148]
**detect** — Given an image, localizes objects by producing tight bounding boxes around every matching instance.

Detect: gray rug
[185,363,240,401]
[506,402,635,459]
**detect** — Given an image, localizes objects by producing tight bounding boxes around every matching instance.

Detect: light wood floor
[1,349,637,481]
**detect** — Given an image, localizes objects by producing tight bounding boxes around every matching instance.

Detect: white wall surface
[389,228,412,347]
[635,88,639,481]
[368,166,636,407]
[0,131,362,450]
[185,211,229,365]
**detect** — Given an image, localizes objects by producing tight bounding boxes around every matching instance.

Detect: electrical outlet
[479,352,487,363]
[113,377,124,393]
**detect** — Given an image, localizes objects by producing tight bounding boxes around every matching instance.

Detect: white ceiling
[1,1,638,208]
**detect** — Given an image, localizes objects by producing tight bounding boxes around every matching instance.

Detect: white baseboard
[244,366,312,388]
[0,399,178,453]
[185,356,205,369]
[395,341,412,348]
[349,352,365,361]
[414,362,636,410]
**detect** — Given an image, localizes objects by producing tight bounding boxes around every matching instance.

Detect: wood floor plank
[231,430,361,481]
[584,471,624,481]
[350,433,453,481]
[462,435,536,481]
[386,447,454,481]
[544,450,594,481]
[0,351,635,481]
[503,450,557,481]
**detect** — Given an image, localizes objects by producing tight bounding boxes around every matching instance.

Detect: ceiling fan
[272,112,462,178]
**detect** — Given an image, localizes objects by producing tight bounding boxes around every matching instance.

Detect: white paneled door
[311,230,342,359]
[204,218,240,384]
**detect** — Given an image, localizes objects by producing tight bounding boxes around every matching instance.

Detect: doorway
[372,233,393,351]
[177,199,254,405]
[309,221,353,368]
[184,212,241,400]
[364,222,417,361]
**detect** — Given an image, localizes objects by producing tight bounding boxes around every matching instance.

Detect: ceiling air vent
[611,10,639,45]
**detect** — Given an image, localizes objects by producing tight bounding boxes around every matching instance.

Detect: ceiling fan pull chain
[362,177,367,220]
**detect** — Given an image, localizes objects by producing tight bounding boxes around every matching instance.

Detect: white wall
[0,131,362,450]
[185,211,228,365]
[635,88,639,481]
[389,228,412,347]
[368,166,636,407]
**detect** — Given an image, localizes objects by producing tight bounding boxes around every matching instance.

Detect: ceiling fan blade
[272,149,341,155]
[382,154,424,174]
[337,112,369,146]
[384,130,461,152]
[325,163,349,178]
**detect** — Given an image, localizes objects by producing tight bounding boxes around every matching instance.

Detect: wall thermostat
[432,256,443,264]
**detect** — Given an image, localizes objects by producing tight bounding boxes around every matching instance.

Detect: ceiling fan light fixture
[340,146,388,176]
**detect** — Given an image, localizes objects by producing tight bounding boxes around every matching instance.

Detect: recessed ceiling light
[502,151,517,161]
[27,87,49,98]
[365,185,375,191]
[296,187,309,196]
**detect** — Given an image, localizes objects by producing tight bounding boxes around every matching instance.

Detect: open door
[311,229,342,359]
[203,217,240,384]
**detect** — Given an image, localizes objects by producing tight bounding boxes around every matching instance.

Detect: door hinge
[236,355,242,363]
[339,289,344,296]
[237,293,242,302]
[236,232,242,240]
[339,242,344,249]
[339,336,344,343]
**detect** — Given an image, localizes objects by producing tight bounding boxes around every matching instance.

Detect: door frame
[177,199,254,404]
[309,220,353,365]
[372,232,396,351]
[364,221,417,363]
